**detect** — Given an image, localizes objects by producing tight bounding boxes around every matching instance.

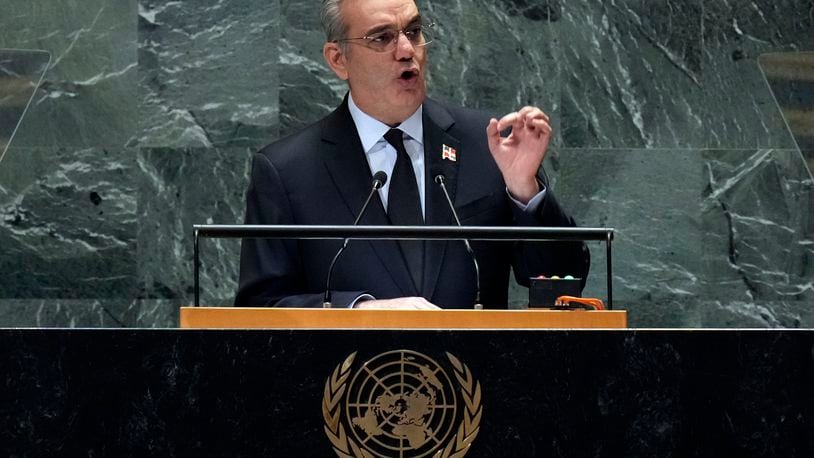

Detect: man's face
[324,0,428,126]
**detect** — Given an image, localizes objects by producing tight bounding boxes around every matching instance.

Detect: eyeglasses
[333,22,436,53]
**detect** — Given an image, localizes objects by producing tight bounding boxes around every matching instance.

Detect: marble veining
[0,50,51,163]
[136,147,251,305]
[135,0,280,148]
[0,147,137,299]
[0,0,812,327]
[551,147,812,327]
[0,0,138,148]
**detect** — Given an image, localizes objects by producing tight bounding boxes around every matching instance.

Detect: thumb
[486,118,501,153]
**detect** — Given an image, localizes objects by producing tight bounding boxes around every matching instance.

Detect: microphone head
[431,166,446,185]
[372,171,388,189]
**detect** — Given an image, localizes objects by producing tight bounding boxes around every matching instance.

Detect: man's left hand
[486,106,552,204]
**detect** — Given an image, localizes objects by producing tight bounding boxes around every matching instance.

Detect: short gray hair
[320,0,347,42]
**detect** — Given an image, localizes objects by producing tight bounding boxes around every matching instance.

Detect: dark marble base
[2,329,812,456]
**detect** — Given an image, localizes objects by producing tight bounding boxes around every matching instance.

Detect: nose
[393,31,415,58]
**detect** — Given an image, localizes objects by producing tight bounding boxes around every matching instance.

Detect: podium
[3,325,812,455]
[179,306,628,329]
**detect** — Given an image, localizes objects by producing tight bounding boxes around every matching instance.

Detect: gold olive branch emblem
[323,352,368,458]
[322,351,482,458]
[434,352,482,458]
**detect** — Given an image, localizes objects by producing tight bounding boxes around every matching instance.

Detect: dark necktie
[384,128,424,293]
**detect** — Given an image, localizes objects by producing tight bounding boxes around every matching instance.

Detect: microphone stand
[323,172,387,308]
[434,174,483,310]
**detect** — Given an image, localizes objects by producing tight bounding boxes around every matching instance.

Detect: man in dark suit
[235,0,589,309]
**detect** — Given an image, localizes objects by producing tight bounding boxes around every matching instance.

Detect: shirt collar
[348,92,423,153]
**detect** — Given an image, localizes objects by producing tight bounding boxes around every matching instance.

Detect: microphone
[433,171,483,310]
[323,171,388,308]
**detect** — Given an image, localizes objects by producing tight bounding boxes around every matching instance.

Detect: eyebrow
[363,14,422,36]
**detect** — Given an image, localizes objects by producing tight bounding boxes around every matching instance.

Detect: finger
[496,112,521,132]
[515,113,525,133]
[486,118,502,151]
[355,301,393,309]
[414,303,438,310]
[518,106,537,119]
[527,118,552,136]
[415,301,441,310]
[408,297,440,310]
[521,106,549,123]
[508,119,549,142]
[530,118,551,133]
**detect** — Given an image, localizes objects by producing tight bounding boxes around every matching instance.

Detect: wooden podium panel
[179,307,627,329]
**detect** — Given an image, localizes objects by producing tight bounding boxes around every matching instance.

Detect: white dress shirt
[348,93,427,216]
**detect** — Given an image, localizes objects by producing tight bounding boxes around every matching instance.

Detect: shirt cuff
[506,184,547,213]
[349,294,376,308]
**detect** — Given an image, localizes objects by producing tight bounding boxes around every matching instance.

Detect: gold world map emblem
[323,350,482,458]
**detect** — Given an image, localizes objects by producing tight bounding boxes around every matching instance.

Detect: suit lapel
[422,99,461,300]
[320,98,414,297]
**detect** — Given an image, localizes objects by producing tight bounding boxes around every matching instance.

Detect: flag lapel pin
[442,144,457,162]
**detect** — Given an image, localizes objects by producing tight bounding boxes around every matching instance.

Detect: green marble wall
[0,0,812,327]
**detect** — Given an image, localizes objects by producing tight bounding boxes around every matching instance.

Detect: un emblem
[323,350,482,458]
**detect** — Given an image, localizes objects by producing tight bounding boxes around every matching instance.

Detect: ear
[323,42,349,81]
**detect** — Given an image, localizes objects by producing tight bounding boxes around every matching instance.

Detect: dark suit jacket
[235,97,589,308]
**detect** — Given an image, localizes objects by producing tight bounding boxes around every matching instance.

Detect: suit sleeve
[234,153,367,307]
[509,168,591,291]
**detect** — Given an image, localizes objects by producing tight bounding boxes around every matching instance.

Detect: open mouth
[399,69,419,80]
